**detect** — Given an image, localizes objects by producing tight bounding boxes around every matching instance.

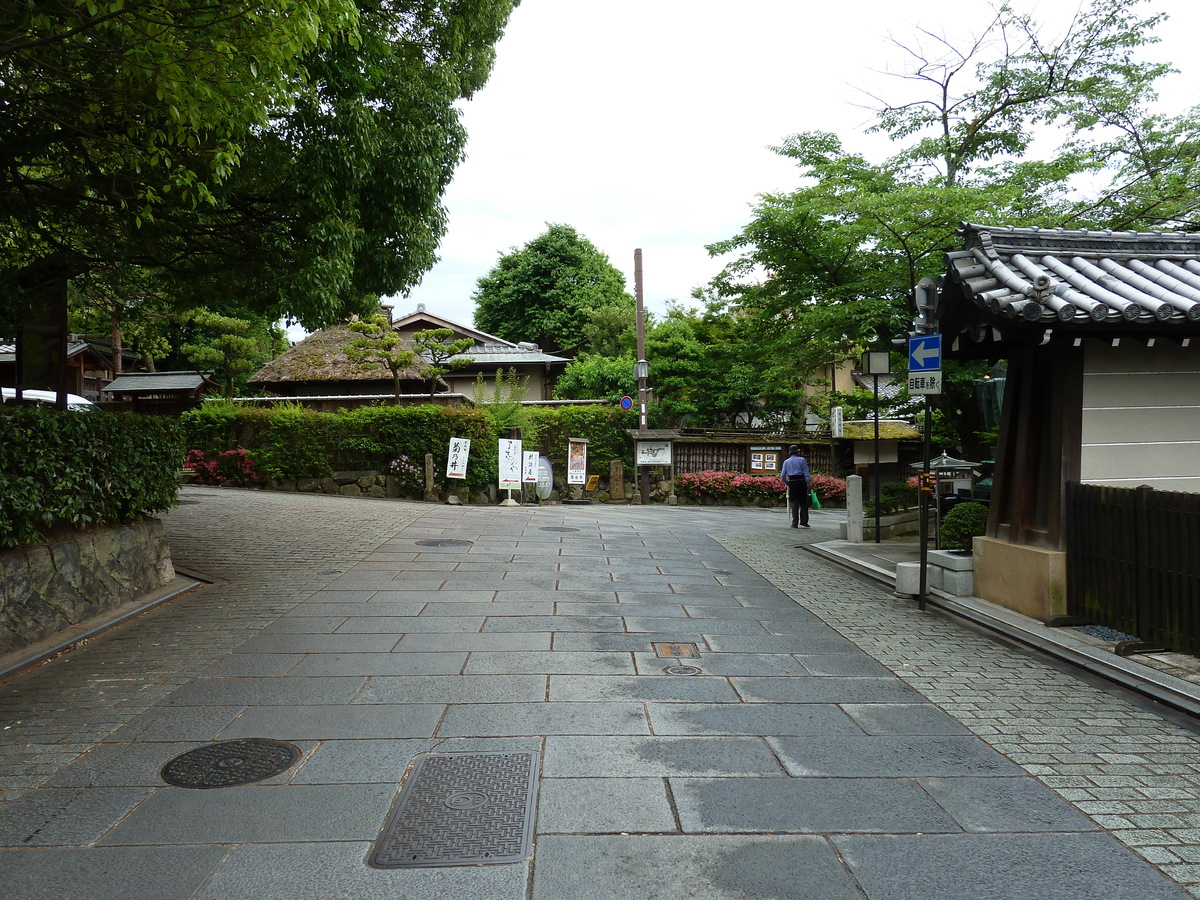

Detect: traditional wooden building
[941,224,1200,622]
[247,304,569,410]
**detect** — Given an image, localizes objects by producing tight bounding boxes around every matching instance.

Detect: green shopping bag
[810,489,821,510]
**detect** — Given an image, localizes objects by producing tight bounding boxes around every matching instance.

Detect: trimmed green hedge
[1,407,182,548]
[179,402,635,499]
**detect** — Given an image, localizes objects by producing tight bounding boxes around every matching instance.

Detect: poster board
[567,437,588,485]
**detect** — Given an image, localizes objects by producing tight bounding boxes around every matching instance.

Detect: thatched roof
[842,419,922,440]
[249,324,427,386]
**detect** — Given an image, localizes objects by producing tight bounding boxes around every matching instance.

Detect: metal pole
[635,249,649,505]
[873,373,881,543]
[918,394,932,610]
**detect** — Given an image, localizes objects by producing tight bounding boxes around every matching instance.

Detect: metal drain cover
[539,526,579,532]
[370,751,538,868]
[664,665,703,676]
[414,539,474,548]
[160,739,300,788]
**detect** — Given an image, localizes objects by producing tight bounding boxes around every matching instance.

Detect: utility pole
[635,249,649,505]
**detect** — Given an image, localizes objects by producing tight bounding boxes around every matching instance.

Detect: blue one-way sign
[908,334,942,372]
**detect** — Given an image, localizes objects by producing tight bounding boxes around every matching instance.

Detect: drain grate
[160,739,300,788]
[539,526,579,533]
[651,642,700,659]
[370,751,538,868]
[664,665,703,676]
[414,539,474,548]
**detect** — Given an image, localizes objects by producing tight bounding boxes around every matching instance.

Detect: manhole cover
[160,739,300,788]
[415,539,474,548]
[370,751,538,868]
[664,665,703,676]
[539,526,579,533]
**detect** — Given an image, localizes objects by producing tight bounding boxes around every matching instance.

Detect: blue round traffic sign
[620,396,633,410]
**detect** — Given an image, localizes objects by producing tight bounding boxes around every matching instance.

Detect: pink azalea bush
[810,473,847,502]
[389,455,424,494]
[677,469,846,504]
[185,448,264,487]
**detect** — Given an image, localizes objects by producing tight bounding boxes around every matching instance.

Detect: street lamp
[861,349,892,544]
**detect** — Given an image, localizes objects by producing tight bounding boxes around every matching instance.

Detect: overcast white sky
[374,0,1200,336]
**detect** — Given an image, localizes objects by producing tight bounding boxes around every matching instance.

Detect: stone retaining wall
[0,519,175,655]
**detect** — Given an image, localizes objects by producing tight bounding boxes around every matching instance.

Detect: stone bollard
[424,453,439,502]
[609,460,625,502]
[846,475,864,543]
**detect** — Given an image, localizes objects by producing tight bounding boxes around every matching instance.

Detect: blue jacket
[780,454,810,484]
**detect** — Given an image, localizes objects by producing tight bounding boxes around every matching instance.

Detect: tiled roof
[103,371,214,394]
[448,346,570,366]
[946,224,1200,327]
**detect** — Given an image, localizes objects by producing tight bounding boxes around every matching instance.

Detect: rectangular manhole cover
[369,751,539,868]
[652,642,700,659]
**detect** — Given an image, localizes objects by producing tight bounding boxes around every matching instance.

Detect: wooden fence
[1065,482,1200,654]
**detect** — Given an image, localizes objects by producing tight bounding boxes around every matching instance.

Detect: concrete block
[929,549,974,572]
[895,562,922,596]
[940,568,975,597]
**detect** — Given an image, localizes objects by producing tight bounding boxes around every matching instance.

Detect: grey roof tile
[948,224,1200,327]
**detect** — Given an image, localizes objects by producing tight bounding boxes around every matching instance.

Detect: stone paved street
[1,487,1198,898]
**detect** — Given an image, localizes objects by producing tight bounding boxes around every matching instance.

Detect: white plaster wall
[1081,339,1200,491]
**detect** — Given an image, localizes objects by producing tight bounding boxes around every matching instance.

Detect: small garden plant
[940,501,990,552]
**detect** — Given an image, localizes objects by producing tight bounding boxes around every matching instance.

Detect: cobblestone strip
[717,528,1200,898]
[0,488,425,800]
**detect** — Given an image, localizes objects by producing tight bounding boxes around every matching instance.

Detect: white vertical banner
[522,450,540,484]
[446,437,470,480]
[499,439,522,488]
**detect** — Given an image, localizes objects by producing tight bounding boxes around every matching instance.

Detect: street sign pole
[911,277,941,611]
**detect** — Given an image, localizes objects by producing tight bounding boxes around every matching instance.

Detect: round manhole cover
[161,739,301,788]
[444,790,489,810]
[664,665,703,676]
[539,527,579,533]
[415,539,474,548]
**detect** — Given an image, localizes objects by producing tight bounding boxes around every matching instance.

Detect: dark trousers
[787,477,810,526]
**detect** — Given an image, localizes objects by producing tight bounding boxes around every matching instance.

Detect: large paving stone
[670,776,961,833]
[530,834,863,900]
[0,786,153,846]
[438,701,649,737]
[537,777,676,833]
[731,675,921,703]
[355,675,546,704]
[917,776,1101,832]
[217,703,445,740]
[543,735,785,777]
[100,783,396,845]
[464,651,636,675]
[646,702,862,736]
[287,651,468,677]
[1,847,229,900]
[770,734,1022,777]
[549,674,741,703]
[195,841,530,900]
[161,676,365,707]
[834,832,1190,900]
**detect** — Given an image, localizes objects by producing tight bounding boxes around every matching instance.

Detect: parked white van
[1,387,99,412]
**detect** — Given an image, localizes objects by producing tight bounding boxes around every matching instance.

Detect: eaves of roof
[946,223,1200,332]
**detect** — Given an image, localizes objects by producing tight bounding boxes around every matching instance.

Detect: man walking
[780,445,811,528]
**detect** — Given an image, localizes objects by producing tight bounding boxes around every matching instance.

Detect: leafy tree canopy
[705,0,1193,458]
[411,327,475,397]
[472,224,634,356]
[344,313,418,401]
[2,0,519,331]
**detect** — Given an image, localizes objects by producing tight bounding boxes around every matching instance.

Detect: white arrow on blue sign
[908,334,942,372]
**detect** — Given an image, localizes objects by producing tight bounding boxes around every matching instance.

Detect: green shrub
[941,501,990,552]
[1,407,181,548]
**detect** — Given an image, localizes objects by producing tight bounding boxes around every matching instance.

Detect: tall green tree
[472,224,634,356]
[2,0,518,332]
[180,310,282,399]
[708,0,1179,458]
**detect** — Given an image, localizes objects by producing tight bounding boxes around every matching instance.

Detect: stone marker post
[424,453,440,502]
[846,474,864,543]
[609,460,625,502]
